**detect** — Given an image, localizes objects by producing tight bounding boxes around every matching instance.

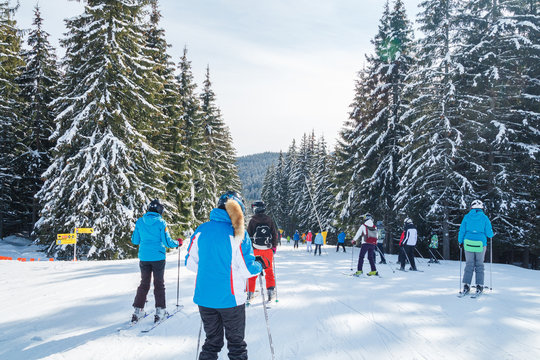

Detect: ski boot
[367,271,378,276]
[267,287,275,302]
[131,307,145,323]
[154,307,169,323]
[475,285,483,295]
[353,270,363,277]
[462,284,471,295]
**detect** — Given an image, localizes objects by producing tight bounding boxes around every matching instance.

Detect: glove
[272,247,276,254]
[176,238,183,247]
[459,243,463,249]
[255,255,268,269]
[351,241,356,246]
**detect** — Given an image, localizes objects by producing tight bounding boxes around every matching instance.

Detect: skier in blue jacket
[336,231,346,252]
[186,191,264,360]
[131,199,180,323]
[458,199,494,295]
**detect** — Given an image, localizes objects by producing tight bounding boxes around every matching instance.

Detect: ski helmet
[251,200,266,214]
[404,217,412,224]
[363,213,373,221]
[147,199,164,215]
[471,199,484,209]
[217,191,246,214]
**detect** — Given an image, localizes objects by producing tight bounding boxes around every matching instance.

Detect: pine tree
[35,0,165,259]
[199,65,241,214]
[176,47,205,225]
[395,0,473,259]
[144,0,192,234]
[0,0,24,237]
[15,5,60,236]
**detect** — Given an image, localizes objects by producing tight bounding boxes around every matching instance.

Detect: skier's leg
[133,261,152,308]
[463,250,474,285]
[474,247,487,286]
[152,260,166,308]
[357,244,368,272]
[264,250,275,289]
[221,305,248,360]
[198,305,225,360]
[399,246,406,269]
[367,245,377,271]
[408,246,417,270]
[377,243,386,263]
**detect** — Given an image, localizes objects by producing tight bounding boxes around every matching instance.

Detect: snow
[1,238,540,360]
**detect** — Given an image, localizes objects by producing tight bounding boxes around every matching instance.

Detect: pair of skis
[457,291,483,299]
[117,305,183,334]
[342,271,382,278]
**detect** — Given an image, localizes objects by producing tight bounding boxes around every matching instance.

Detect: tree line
[261,0,539,268]
[0,0,240,259]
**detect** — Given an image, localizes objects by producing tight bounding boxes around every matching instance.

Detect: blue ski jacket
[314,233,324,245]
[293,231,300,241]
[458,209,494,246]
[185,208,262,309]
[337,232,346,243]
[131,212,179,261]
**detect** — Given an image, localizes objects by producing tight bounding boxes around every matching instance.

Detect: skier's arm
[185,232,201,273]
[485,217,494,239]
[131,222,141,245]
[271,220,279,248]
[161,222,179,248]
[353,226,363,241]
[458,218,467,244]
[233,231,262,278]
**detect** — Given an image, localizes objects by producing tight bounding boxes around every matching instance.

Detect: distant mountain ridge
[237,152,280,203]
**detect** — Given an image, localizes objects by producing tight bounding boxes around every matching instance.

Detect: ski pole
[195,320,202,360]
[376,246,395,273]
[259,274,276,360]
[414,247,426,264]
[350,241,355,271]
[489,237,493,291]
[435,249,444,261]
[273,255,279,303]
[459,246,463,294]
[428,249,442,264]
[176,247,181,308]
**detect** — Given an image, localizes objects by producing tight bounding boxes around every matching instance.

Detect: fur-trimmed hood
[225,199,245,243]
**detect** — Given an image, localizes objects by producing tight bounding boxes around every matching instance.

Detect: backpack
[253,225,272,248]
[364,225,378,245]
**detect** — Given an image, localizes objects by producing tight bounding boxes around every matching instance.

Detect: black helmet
[217,191,246,214]
[147,199,164,215]
[251,200,266,214]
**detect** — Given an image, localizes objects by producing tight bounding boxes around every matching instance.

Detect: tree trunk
[522,247,530,269]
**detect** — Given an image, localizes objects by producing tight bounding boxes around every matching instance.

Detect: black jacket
[247,213,279,249]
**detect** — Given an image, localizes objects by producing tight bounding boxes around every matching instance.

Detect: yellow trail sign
[322,231,328,245]
[56,233,77,245]
[75,228,94,234]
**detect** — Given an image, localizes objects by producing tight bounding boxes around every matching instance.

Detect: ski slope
[1,237,539,360]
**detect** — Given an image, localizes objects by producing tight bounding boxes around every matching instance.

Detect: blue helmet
[217,191,245,214]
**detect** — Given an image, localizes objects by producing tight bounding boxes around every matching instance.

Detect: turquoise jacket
[314,233,324,245]
[337,232,346,243]
[458,209,494,246]
[185,208,262,308]
[131,212,178,261]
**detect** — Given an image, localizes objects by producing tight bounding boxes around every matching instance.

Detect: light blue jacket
[458,209,494,246]
[131,212,178,261]
[337,232,346,243]
[185,208,262,308]
[314,233,324,245]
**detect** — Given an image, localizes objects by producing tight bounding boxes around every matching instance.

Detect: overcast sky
[15,0,422,156]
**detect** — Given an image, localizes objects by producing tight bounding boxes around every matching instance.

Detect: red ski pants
[247,248,275,291]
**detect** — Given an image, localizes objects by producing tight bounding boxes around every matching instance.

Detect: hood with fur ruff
[225,199,245,243]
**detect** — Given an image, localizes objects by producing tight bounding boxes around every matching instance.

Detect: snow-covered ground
[1,237,540,360]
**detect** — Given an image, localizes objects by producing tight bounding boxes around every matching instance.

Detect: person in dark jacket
[458,200,494,295]
[399,218,418,271]
[247,200,279,302]
[131,199,180,323]
[186,191,263,360]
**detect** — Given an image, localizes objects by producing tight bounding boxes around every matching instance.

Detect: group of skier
[128,194,493,359]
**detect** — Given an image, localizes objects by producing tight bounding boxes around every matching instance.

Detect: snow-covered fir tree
[143,0,193,234]
[35,0,165,259]
[198,65,241,217]
[0,0,24,237]
[395,0,472,259]
[312,137,335,232]
[454,0,539,258]
[176,47,206,226]
[15,5,60,236]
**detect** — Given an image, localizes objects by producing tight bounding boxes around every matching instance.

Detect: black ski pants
[294,240,299,248]
[314,244,322,255]
[198,304,247,360]
[400,245,417,270]
[357,243,376,272]
[377,243,386,262]
[133,260,166,309]
[336,243,346,252]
